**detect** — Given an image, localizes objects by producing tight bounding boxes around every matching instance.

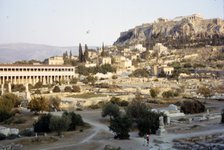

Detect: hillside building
[47,56,64,65]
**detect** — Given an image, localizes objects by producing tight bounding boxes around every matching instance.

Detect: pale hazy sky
[0,0,223,46]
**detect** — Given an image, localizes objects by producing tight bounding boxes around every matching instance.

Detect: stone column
[3,76,5,84]
[1,84,4,95]
[25,83,31,101]
[8,82,12,93]
[156,116,166,136]
[43,76,46,85]
[50,76,53,84]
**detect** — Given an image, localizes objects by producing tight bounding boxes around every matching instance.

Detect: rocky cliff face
[114,14,224,49]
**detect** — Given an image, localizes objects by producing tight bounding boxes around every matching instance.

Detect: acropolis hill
[114,14,224,49]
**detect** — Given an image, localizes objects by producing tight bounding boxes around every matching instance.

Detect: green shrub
[35,90,41,94]
[0,111,13,122]
[162,90,178,98]
[63,112,84,131]
[53,86,61,93]
[126,99,150,120]
[112,75,118,79]
[7,134,18,140]
[19,129,35,137]
[179,100,205,114]
[102,102,120,119]
[109,115,132,139]
[64,86,72,92]
[70,78,78,84]
[88,104,101,109]
[120,100,129,107]
[72,86,81,92]
[110,97,128,107]
[0,133,6,140]
[150,88,159,98]
[130,69,149,77]
[137,111,165,136]
[12,84,25,92]
[34,114,52,133]
[49,115,71,136]
[48,97,61,111]
[110,97,121,105]
[35,82,43,89]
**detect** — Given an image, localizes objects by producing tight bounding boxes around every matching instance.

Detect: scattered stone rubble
[0,143,23,150]
[173,133,224,150]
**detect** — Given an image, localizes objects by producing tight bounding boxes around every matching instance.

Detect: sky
[0,0,223,47]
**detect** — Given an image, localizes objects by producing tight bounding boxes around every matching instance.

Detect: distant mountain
[0,43,95,63]
[114,14,224,49]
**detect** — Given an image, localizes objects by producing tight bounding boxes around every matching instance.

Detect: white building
[130,44,146,52]
[153,43,169,56]
[0,64,76,85]
[47,56,64,65]
[99,57,111,65]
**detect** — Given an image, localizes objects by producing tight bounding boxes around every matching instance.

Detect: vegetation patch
[69,93,106,99]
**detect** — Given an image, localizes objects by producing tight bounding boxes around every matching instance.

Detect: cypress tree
[101,42,106,57]
[84,44,88,62]
[79,43,84,62]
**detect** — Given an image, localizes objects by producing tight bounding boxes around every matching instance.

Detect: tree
[99,64,116,74]
[84,44,89,61]
[0,93,22,122]
[126,99,150,120]
[102,102,120,119]
[130,69,149,77]
[150,88,159,98]
[72,85,81,92]
[83,75,97,85]
[101,42,106,57]
[49,115,71,136]
[109,115,132,139]
[79,43,85,63]
[162,90,174,98]
[35,82,43,89]
[48,97,61,111]
[63,112,84,131]
[53,86,61,93]
[70,77,78,84]
[137,111,164,136]
[34,114,52,133]
[64,86,73,92]
[69,50,72,59]
[28,97,49,113]
[198,86,212,98]
[179,100,206,114]
[12,84,25,92]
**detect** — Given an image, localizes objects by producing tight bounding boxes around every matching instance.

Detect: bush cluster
[177,100,205,114]
[77,64,116,76]
[110,97,128,107]
[33,112,84,135]
[104,97,165,139]
[0,93,21,122]
[53,86,61,93]
[162,90,179,98]
[130,69,149,78]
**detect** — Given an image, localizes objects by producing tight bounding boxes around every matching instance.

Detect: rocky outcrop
[114,14,224,49]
